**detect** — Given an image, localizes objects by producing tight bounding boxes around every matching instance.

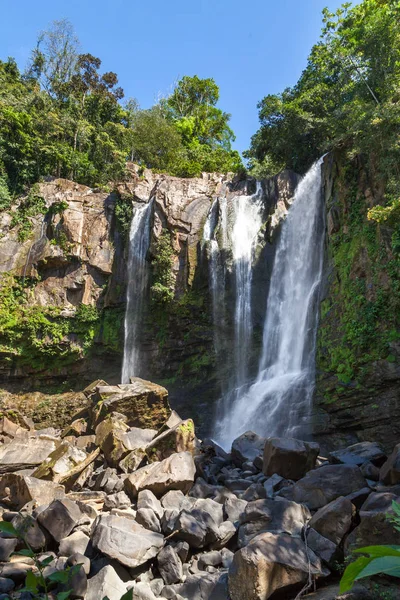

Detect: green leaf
[119,589,134,600]
[0,521,18,536]
[24,570,39,593]
[39,555,55,567]
[355,556,400,580]
[48,570,70,584]
[57,590,72,600]
[354,545,400,558]
[340,556,371,593]
[14,548,35,558]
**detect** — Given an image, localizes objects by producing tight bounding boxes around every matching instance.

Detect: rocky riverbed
[0,379,399,600]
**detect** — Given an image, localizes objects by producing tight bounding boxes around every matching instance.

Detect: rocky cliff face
[0,165,299,435]
[314,152,400,452]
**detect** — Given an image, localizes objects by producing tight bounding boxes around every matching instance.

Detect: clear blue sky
[1,0,350,154]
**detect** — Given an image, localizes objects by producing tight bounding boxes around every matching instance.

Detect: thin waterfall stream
[211,159,324,447]
[121,200,153,384]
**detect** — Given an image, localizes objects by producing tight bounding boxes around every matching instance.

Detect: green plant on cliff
[150,231,175,306]
[10,184,47,242]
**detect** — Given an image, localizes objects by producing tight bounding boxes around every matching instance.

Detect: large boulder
[280,464,367,510]
[263,437,320,480]
[380,443,400,485]
[0,473,64,510]
[37,499,82,542]
[229,531,324,600]
[86,565,126,600]
[329,441,386,467]
[174,497,223,549]
[0,435,58,473]
[146,419,196,462]
[237,498,310,547]
[309,496,355,545]
[124,451,196,498]
[346,492,400,551]
[32,442,87,481]
[93,378,170,430]
[231,431,265,467]
[91,513,164,568]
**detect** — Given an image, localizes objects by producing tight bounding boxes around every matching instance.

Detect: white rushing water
[214,159,325,447]
[121,201,153,384]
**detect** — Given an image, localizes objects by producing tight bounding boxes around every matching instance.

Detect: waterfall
[214,159,324,447]
[121,201,153,384]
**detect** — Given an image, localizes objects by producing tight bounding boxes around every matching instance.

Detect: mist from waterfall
[213,159,325,447]
[121,201,153,384]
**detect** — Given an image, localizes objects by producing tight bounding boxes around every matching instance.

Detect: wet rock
[0,473,64,510]
[281,464,366,509]
[158,545,183,584]
[38,499,82,542]
[229,531,324,600]
[91,513,164,568]
[263,437,320,480]
[58,530,89,556]
[136,508,161,532]
[124,452,196,498]
[86,564,126,600]
[380,443,400,485]
[329,441,387,467]
[94,379,170,430]
[231,432,265,467]
[309,496,355,545]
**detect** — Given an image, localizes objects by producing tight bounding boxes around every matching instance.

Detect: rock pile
[0,380,398,599]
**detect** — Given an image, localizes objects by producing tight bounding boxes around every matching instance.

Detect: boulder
[86,565,126,600]
[0,435,58,473]
[146,419,196,462]
[229,532,324,600]
[307,528,338,566]
[94,378,170,429]
[136,508,161,532]
[211,520,237,550]
[95,416,131,468]
[0,473,64,510]
[380,443,400,485]
[231,431,265,467]
[346,492,400,551]
[103,491,131,510]
[137,489,163,519]
[263,437,319,480]
[119,448,147,474]
[11,513,48,550]
[281,464,367,510]
[158,545,183,584]
[329,441,387,467]
[91,513,164,568]
[59,530,90,556]
[309,496,354,545]
[175,498,223,549]
[168,572,227,600]
[32,442,87,481]
[0,538,17,562]
[124,452,196,498]
[37,499,82,542]
[237,497,310,547]
[224,497,248,525]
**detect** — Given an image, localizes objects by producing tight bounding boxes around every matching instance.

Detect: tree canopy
[0,21,243,199]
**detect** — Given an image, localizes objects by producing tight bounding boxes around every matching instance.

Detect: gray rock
[91,513,164,568]
[138,489,163,518]
[161,490,186,510]
[150,578,164,596]
[223,497,247,524]
[161,508,180,535]
[173,540,190,563]
[229,531,324,600]
[0,538,17,562]
[103,490,131,510]
[307,528,338,566]
[231,431,265,467]
[62,558,87,599]
[170,572,227,600]
[346,491,400,551]
[280,464,367,510]
[221,548,234,568]
[309,496,355,545]
[0,473,64,510]
[380,443,400,485]
[0,435,57,473]
[158,545,183,584]
[329,441,386,467]
[38,499,82,542]
[67,552,91,575]
[136,507,161,533]
[0,578,14,594]
[198,551,222,570]
[130,581,158,599]
[125,452,196,499]
[240,483,266,501]
[210,520,236,550]
[59,530,89,556]
[263,437,320,480]
[86,565,126,600]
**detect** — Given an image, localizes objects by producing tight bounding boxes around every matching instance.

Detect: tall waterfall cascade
[121,201,153,384]
[208,160,325,447]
